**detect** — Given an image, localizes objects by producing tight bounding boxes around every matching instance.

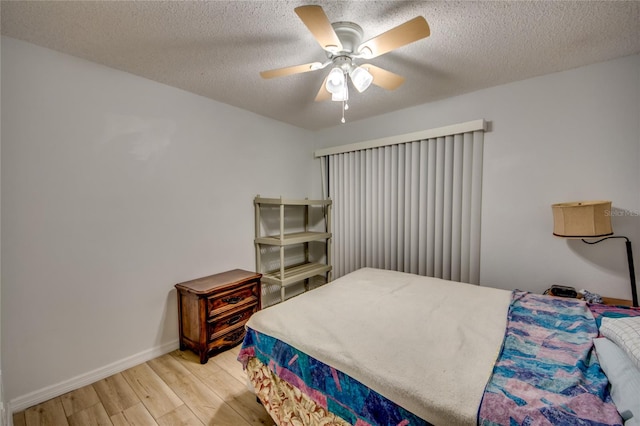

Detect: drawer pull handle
[226,314,243,326]
[224,329,244,342]
[222,296,242,304]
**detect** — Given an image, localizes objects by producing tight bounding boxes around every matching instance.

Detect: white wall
[315,54,640,300]
[0,37,317,408]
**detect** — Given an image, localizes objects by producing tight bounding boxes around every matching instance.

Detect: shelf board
[255,231,331,246]
[255,197,332,206]
[261,262,332,287]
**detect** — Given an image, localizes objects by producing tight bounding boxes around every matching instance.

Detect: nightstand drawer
[208,303,257,337]
[208,281,259,316]
[210,324,246,350]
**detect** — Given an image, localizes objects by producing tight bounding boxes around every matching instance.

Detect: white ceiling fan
[260,5,431,122]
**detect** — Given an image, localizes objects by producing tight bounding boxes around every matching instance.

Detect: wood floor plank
[147,354,192,387]
[156,404,204,426]
[61,384,101,417]
[168,344,272,425]
[93,373,141,417]
[24,398,69,426]
[121,363,183,419]
[206,367,273,425]
[210,347,249,384]
[149,355,252,426]
[229,344,241,356]
[110,402,158,426]
[170,349,224,378]
[67,402,112,426]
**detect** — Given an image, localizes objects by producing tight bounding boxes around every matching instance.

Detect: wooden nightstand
[599,296,633,307]
[175,269,261,364]
[576,294,633,307]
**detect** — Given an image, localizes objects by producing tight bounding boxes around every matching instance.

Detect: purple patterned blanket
[478,292,625,426]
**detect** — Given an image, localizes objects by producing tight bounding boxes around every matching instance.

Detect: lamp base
[624,239,638,307]
[581,236,637,307]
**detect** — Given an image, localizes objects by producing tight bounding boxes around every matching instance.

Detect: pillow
[600,316,640,370]
[593,337,640,425]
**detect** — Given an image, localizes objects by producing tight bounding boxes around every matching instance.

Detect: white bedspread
[246,267,512,426]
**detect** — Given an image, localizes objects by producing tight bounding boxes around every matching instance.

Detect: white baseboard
[1,369,6,426]
[7,340,180,418]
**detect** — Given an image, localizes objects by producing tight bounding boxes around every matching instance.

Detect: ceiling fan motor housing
[332,55,353,72]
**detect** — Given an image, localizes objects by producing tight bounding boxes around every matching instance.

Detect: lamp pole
[582,236,638,307]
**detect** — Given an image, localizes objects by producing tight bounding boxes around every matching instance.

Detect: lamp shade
[331,86,348,102]
[326,67,345,95]
[350,66,373,93]
[551,200,613,238]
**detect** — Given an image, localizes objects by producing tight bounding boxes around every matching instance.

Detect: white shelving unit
[254,196,332,303]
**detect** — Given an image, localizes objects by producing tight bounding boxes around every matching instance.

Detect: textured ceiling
[2,1,639,130]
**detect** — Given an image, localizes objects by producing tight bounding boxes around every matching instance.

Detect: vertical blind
[316,120,486,284]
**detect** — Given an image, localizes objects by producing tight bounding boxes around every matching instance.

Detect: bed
[237,267,640,426]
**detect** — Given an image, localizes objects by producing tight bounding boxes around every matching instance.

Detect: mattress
[241,267,512,425]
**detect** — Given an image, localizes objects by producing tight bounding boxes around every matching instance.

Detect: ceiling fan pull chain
[341,76,349,123]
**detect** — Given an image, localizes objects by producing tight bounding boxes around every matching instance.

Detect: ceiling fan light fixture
[326,67,346,95]
[259,5,431,124]
[331,83,348,102]
[350,66,373,93]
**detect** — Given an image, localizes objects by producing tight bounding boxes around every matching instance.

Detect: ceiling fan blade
[260,62,323,79]
[315,76,331,101]
[294,5,343,52]
[358,16,430,59]
[361,64,405,90]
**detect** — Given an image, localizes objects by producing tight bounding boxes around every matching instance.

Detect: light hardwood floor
[12,345,274,426]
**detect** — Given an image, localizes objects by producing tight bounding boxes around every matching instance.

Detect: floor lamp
[552,200,638,307]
